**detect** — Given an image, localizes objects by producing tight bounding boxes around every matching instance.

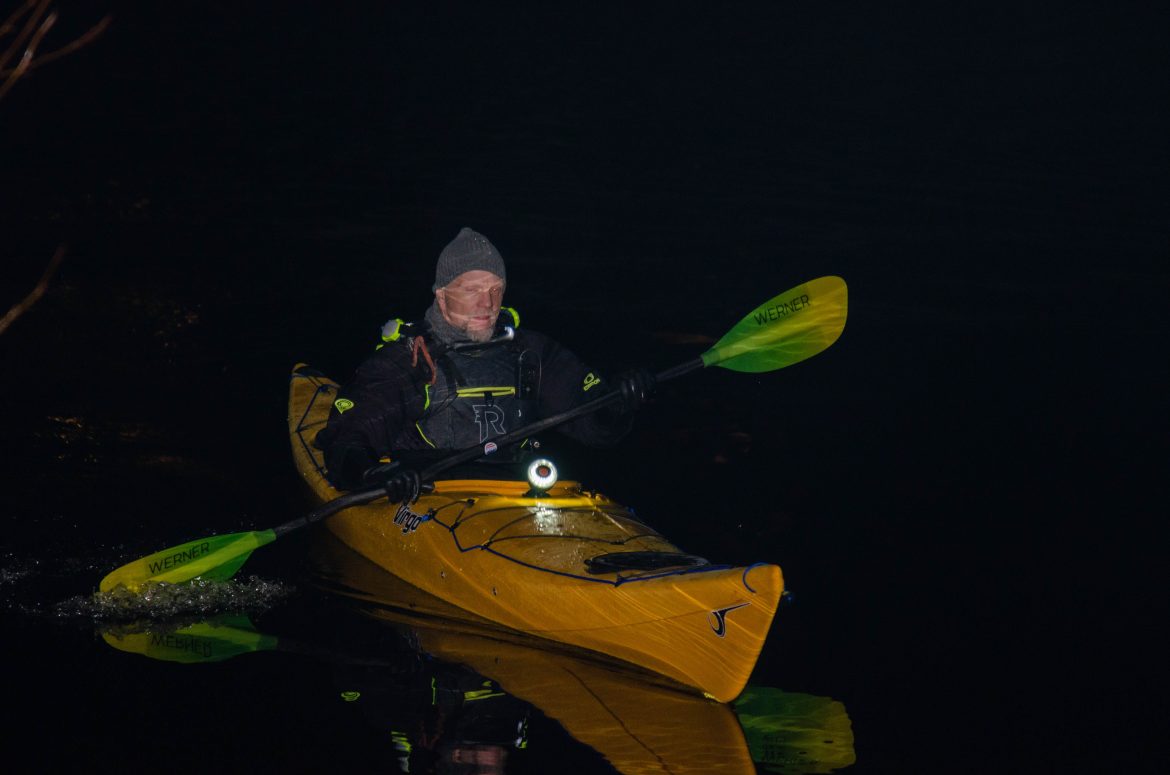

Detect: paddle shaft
[101,277,846,592]
[419,357,703,479]
[272,358,704,536]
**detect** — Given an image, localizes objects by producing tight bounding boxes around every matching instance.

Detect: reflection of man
[437,741,509,775]
[315,227,654,499]
[339,661,529,774]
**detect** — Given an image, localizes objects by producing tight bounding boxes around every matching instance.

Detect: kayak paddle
[99,276,847,594]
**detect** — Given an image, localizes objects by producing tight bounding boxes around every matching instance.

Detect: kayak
[288,363,784,702]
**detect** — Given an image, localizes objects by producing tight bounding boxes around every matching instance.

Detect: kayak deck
[288,363,783,702]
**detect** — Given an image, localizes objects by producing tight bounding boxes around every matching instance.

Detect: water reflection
[96,533,855,774]
[735,687,855,774]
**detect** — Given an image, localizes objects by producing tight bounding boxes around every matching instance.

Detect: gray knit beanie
[432,227,506,291]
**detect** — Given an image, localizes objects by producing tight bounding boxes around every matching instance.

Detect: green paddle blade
[734,685,856,772]
[99,529,277,593]
[701,276,848,373]
[101,615,278,664]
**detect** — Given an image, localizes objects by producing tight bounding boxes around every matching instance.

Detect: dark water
[1,3,1163,772]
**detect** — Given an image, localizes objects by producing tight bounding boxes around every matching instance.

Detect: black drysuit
[315,314,631,489]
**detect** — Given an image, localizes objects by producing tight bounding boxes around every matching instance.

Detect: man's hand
[363,464,422,504]
[383,468,422,504]
[614,368,656,411]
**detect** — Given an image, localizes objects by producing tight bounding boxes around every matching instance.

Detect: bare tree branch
[1,4,110,79]
[1,3,108,337]
[0,244,67,336]
[0,7,55,100]
[1,1,111,99]
[10,13,108,72]
[0,0,51,73]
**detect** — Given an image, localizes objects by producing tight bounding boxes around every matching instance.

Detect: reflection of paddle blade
[101,616,278,664]
[734,685,856,773]
[703,276,848,373]
[100,530,278,593]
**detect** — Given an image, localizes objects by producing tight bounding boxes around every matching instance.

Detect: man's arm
[528,332,638,448]
[315,347,428,488]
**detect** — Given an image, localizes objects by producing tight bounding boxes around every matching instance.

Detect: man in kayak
[315,227,655,500]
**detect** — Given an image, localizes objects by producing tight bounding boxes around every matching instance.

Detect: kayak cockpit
[423,480,711,579]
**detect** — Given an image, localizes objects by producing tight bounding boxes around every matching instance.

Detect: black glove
[614,368,656,412]
[366,465,421,505]
[328,444,377,491]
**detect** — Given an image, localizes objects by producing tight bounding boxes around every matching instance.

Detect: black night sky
[1,2,1164,773]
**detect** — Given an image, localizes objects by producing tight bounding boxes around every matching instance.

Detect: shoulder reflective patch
[381,317,404,342]
[334,398,355,414]
[582,372,601,391]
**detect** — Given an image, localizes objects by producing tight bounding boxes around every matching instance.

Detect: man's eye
[449,285,503,297]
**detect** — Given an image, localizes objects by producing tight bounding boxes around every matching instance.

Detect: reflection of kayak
[104,606,756,774]
[311,531,760,774]
[288,364,784,703]
[99,541,851,774]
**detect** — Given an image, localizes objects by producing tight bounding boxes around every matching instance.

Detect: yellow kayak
[289,363,784,702]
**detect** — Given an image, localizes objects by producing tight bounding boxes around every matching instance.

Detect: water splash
[0,556,38,586]
[55,576,293,622]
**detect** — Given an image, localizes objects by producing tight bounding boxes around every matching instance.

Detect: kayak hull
[289,364,782,702]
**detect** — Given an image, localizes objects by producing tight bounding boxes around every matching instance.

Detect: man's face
[435,269,505,342]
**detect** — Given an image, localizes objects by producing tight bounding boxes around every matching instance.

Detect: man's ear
[434,288,447,316]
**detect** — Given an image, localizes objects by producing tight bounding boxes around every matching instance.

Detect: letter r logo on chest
[473,404,506,442]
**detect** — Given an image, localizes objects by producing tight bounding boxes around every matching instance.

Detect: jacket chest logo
[473,404,506,441]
